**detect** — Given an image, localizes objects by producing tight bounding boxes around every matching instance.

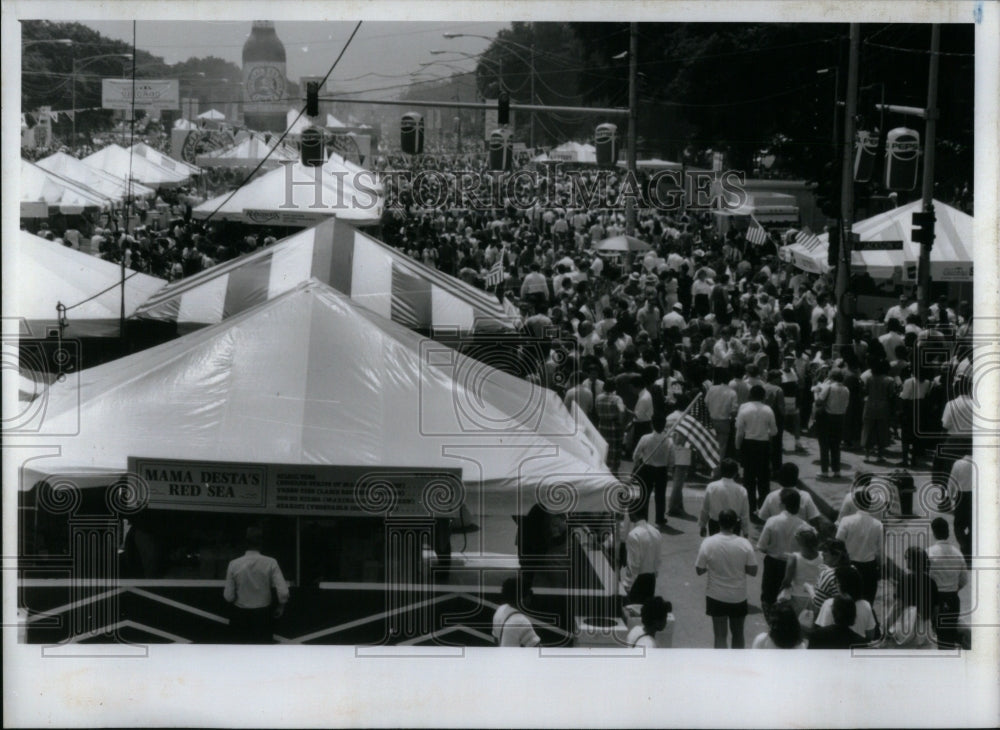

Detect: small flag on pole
[796,228,822,251]
[673,392,720,470]
[746,215,769,246]
[485,259,504,288]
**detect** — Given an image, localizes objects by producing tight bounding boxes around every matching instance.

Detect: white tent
[197,108,226,121]
[23,279,615,528]
[781,199,973,282]
[325,150,382,193]
[129,142,202,177]
[191,159,382,226]
[325,114,346,128]
[548,141,597,163]
[285,108,311,137]
[21,159,113,216]
[83,144,191,188]
[36,152,156,203]
[11,231,166,338]
[173,118,198,131]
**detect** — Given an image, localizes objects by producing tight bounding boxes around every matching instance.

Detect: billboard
[103,79,180,111]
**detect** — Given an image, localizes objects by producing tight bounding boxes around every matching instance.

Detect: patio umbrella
[595,235,651,254]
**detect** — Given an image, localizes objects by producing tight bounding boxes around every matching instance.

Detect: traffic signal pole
[835,24,860,350]
[916,24,940,317]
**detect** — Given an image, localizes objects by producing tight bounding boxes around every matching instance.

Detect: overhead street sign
[853,239,904,251]
[102,79,180,111]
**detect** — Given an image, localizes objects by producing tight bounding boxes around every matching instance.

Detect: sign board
[103,79,180,111]
[854,239,904,251]
[128,457,464,518]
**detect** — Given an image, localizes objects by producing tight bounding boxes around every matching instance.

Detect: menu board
[128,457,464,518]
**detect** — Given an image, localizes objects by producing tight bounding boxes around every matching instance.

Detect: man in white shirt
[620,506,663,604]
[735,384,778,518]
[224,527,290,643]
[950,453,974,566]
[757,463,820,525]
[492,577,541,647]
[699,459,750,536]
[836,506,884,606]
[519,262,550,305]
[706,377,739,460]
[884,293,918,324]
[696,509,758,648]
[661,302,686,333]
[927,518,969,649]
[757,489,808,614]
[633,413,673,528]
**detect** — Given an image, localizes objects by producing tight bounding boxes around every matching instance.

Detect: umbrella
[595,235,651,254]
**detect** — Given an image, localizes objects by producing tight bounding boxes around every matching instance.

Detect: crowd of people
[22,138,977,649]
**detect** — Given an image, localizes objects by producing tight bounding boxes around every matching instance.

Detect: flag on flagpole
[746,215,769,246]
[485,259,504,288]
[795,228,822,251]
[672,392,720,470]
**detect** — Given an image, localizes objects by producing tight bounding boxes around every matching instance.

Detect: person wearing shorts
[696,509,759,648]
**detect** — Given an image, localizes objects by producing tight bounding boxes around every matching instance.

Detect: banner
[103,79,180,111]
[128,457,464,518]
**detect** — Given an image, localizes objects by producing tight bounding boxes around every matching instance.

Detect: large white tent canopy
[36,151,156,202]
[191,159,382,226]
[24,280,615,523]
[21,159,113,216]
[781,199,973,282]
[129,142,202,178]
[10,231,167,337]
[83,144,191,188]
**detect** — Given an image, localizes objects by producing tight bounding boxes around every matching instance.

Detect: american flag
[485,259,504,288]
[673,392,720,470]
[746,215,769,246]
[796,228,823,251]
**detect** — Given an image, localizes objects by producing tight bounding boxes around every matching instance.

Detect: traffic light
[813,161,841,220]
[827,220,841,269]
[400,112,424,155]
[912,210,936,249]
[498,92,510,125]
[489,128,513,171]
[306,81,319,117]
[300,126,324,167]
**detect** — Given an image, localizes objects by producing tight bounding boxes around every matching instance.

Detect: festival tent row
[22,279,616,531]
[780,200,973,282]
[197,109,226,121]
[82,144,193,188]
[133,217,520,335]
[547,141,598,163]
[190,157,382,226]
[130,142,203,178]
[35,152,157,203]
[11,231,167,338]
[195,134,298,168]
[20,159,114,217]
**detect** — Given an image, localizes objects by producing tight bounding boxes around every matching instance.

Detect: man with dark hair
[836,498,884,606]
[927,517,969,649]
[699,458,750,537]
[223,526,290,643]
[808,596,865,649]
[696,509,758,649]
[736,384,778,519]
[620,505,662,605]
[633,412,672,529]
[757,462,821,526]
[493,577,541,647]
[757,488,808,616]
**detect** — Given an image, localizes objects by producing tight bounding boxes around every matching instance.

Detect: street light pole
[529,43,535,149]
[916,24,940,317]
[835,25,860,350]
[625,22,638,237]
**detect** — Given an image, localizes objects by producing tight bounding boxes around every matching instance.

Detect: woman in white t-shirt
[752,601,807,649]
[626,596,671,648]
[813,565,878,642]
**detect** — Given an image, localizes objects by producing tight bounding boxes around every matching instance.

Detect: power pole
[529,43,536,150]
[626,22,638,237]
[835,24,860,350]
[916,24,940,316]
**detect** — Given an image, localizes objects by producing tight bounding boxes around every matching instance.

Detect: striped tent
[133,218,520,334]
[781,200,973,282]
[36,152,156,203]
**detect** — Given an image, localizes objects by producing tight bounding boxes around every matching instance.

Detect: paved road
[640,430,971,648]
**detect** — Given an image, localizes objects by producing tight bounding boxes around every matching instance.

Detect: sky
[80,20,510,97]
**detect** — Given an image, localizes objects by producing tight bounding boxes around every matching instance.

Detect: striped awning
[133,218,519,334]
